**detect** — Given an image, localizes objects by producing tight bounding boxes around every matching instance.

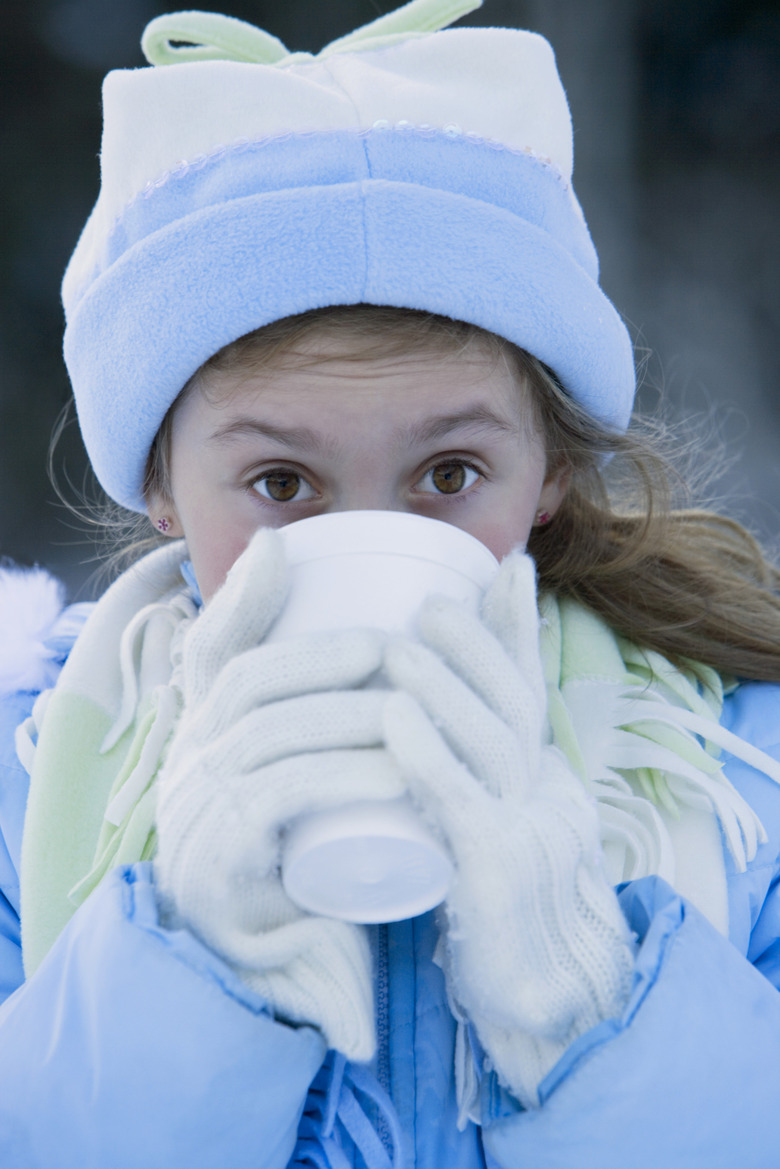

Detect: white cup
[269,510,499,923]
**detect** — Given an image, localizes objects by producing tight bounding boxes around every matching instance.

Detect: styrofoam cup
[267,509,499,643]
[272,510,499,923]
[282,798,454,924]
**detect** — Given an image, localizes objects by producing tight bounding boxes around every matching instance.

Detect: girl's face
[155,339,568,601]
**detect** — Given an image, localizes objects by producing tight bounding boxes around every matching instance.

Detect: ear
[146,494,184,538]
[536,464,570,521]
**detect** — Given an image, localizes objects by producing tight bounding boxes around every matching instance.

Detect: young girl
[2,1,780,1165]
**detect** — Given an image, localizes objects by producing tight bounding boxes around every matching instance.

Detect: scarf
[16,542,780,976]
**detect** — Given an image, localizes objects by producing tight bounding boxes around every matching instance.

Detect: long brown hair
[515,348,780,679]
[141,304,780,680]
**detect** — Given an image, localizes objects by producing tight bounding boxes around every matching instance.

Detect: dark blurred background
[2,0,779,598]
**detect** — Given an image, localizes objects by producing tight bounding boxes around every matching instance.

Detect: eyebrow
[401,405,519,446]
[206,418,332,453]
[207,404,518,453]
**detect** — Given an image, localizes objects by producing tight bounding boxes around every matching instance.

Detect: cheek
[177,501,254,601]
[463,477,544,560]
[187,533,247,602]
[473,521,534,561]
[463,507,537,561]
[168,451,260,600]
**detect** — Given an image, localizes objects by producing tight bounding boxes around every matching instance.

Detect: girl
[2,1,780,1165]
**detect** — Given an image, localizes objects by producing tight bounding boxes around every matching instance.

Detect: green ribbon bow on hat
[142,0,482,67]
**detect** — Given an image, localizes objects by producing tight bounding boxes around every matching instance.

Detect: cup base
[282,799,454,923]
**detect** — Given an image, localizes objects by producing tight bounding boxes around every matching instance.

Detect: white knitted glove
[382,551,636,1108]
[154,528,405,1061]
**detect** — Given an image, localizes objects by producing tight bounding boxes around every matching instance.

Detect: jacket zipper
[374,921,393,1158]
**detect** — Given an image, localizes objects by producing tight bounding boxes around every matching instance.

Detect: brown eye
[432,463,466,493]
[422,462,479,495]
[253,470,314,502]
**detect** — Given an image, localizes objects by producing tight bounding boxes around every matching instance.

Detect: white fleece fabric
[65,26,573,299]
[0,568,65,697]
[61,2,636,512]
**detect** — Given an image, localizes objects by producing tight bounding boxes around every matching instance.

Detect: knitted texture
[382,551,636,1106]
[61,1,635,511]
[18,534,772,984]
[153,528,405,1060]
[17,531,779,1088]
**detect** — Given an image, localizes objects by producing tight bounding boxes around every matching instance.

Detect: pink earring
[155,517,172,533]
[535,510,551,526]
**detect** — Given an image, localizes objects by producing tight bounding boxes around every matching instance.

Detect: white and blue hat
[62,0,636,512]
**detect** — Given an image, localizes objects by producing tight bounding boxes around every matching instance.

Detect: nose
[336,500,408,514]
[331,483,407,515]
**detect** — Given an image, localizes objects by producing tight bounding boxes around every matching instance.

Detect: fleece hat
[62,0,636,512]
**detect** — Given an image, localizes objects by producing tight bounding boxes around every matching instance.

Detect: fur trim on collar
[0,565,66,697]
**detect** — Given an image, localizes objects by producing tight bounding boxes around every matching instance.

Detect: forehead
[176,348,541,459]
[164,332,549,474]
[193,327,529,411]
[168,347,547,501]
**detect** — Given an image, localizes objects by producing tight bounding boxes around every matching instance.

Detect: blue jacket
[1,642,780,1166]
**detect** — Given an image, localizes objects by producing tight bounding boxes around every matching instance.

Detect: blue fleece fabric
[64,128,635,511]
[1,657,780,1164]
